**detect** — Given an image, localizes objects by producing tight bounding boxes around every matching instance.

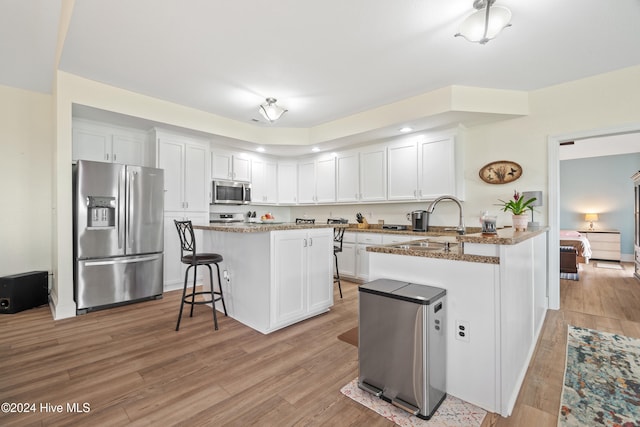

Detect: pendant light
[455,0,512,45]
[259,98,287,123]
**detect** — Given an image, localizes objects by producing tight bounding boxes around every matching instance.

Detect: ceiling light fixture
[259,98,287,123]
[399,127,413,133]
[455,0,512,45]
[256,147,265,153]
[311,147,320,152]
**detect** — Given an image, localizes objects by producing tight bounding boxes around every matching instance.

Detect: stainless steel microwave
[211,179,251,205]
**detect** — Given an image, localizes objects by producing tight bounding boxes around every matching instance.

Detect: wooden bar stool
[174,220,227,331]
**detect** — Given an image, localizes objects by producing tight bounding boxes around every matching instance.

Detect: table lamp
[585,213,598,231]
[522,191,543,227]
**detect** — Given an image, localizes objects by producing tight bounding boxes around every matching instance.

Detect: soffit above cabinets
[72,85,528,157]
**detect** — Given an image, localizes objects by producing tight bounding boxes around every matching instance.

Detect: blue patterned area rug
[559,326,640,426]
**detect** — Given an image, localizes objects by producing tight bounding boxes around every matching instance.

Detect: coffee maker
[409,210,428,232]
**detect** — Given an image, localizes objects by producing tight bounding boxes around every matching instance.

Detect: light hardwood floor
[1,262,639,426]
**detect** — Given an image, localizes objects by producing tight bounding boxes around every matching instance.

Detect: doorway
[547,124,640,309]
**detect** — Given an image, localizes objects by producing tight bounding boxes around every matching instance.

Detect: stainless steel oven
[211,179,251,205]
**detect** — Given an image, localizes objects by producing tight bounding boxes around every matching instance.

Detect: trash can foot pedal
[358,380,382,397]
[391,397,420,416]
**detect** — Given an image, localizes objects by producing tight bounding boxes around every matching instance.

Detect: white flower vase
[512,214,528,231]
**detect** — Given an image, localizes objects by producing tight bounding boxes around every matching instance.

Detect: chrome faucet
[425,195,466,235]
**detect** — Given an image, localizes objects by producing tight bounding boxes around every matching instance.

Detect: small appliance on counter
[210,212,245,223]
[407,210,428,232]
[382,224,407,230]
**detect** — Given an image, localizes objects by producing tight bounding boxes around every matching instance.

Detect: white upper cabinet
[158,139,184,212]
[72,119,147,166]
[184,144,209,212]
[112,134,144,166]
[297,159,316,204]
[359,145,387,202]
[72,127,110,163]
[211,150,251,181]
[418,136,457,199]
[277,161,298,204]
[251,156,278,204]
[387,140,419,201]
[157,132,209,213]
[336,150,360,202]
[315,156,336,203]
[336,145,386,203]
[387,133,462,201]
[297,155,336,204]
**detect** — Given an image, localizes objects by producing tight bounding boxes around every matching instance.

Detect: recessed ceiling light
[399,127,413,133]
[256,147,265,152]
[311,147,320,152]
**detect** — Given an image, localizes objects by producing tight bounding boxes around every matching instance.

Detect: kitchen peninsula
[193,222,346,334]
[366,227,549,417]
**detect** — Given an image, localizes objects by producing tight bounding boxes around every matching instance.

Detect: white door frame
[547,123,640,309]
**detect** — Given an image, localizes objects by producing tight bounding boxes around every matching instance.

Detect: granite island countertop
[193,222,348,233]
[366,226,549,264]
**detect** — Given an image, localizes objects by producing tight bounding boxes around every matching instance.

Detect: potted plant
[498,190,537,231]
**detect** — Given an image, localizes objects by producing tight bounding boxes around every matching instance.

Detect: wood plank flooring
[1,262,639,426]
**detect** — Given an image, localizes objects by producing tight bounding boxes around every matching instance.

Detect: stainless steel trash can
[358,278,446,420]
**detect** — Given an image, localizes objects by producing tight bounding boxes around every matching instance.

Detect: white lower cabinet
[337,232,383,282]
[355,244,370,281]
[163,212,208,291]
[271,228,333,329]
[337,242,356,278]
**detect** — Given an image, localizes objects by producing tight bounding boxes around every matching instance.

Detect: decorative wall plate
[479,160,522,184]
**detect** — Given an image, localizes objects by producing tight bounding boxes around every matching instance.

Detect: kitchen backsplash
[210,201,510,228]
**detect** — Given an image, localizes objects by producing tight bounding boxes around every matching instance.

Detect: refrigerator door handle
[84,255,160,267]
[117,169,124,249]
[127,171,136,250]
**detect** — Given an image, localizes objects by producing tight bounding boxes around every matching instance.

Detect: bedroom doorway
[548,124,640,310]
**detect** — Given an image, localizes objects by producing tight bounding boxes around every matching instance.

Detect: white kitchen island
[194,223,339,334]
[366,228,548,417]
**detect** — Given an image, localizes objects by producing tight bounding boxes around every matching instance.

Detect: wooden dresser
[579,230,621,262]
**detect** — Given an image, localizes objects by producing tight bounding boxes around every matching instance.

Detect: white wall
[464,65,640,228]
[0,85,53,278]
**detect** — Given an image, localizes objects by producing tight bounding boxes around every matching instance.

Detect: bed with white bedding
[560,230,593,264]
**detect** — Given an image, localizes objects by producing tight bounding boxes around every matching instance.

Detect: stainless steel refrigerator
[73,160,164,313]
